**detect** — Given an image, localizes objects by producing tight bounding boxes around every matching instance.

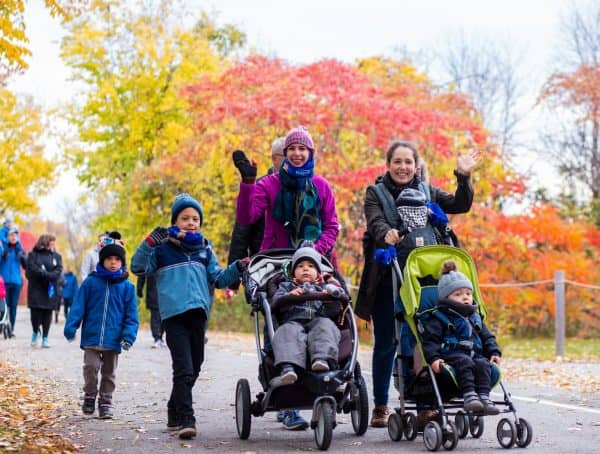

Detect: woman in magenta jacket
[233,127,339,258]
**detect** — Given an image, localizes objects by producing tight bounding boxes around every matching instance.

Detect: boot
[370,405,392,428]
[463,391,484,413]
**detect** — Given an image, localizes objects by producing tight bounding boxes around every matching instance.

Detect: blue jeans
[371,283,396,407]
[4,283,21,330]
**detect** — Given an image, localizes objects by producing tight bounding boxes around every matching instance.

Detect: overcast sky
[8,0,570,221]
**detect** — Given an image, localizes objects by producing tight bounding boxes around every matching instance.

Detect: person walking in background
[65,231,138,419]
[0,225,26,336]
[80,232,109,281]
[26,234,63,348]
[137,274,164,348]
[61,268,79,321]
[0,213,15,244]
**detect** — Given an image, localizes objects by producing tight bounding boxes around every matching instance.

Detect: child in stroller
[0,275,12,339]
[385,245,532,451]
[235,248,369,450]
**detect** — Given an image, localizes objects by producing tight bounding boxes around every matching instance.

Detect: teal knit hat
[171,193,203,225]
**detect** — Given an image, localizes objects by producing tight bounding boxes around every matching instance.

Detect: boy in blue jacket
[131,193,245,440]
[64,231,139,419]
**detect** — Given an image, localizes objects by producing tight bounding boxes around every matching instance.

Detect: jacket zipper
[99,281,109,346]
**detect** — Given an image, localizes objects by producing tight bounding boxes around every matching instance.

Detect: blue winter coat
[0,241,26,285]
[64,272,139,353]
[131,238,240,321]
[62,272,79,299]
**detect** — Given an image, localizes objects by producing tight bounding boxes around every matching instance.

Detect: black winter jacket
[355,171,474,321]
[26,247,63,310]
[136,274,159,310]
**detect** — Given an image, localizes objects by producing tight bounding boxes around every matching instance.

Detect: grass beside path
[499,336,600,361]
[0,359,78,453]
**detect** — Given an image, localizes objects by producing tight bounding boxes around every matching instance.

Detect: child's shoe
[41,337,50,348]
[98,404,113,419]
[31,332,38,347]
[82,398,95,415]
[463,391,484,413]
[480,394,500,415]
[280,364,298,385]
[311,359,329,372]
[178,425,197,439]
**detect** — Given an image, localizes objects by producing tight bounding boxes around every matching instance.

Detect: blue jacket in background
[0,241,26,285]
[62,271,79,299]
[131,238,240,321]
[64,272,139,353]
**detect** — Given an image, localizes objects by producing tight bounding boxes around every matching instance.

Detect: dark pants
[371,283,396,407]
[83,349,119,405]
[149,307,164,341]
[5,283,21,330]
[30,308,52,337]
[63,297,73,319]
[164,309,207,426]
[445,353,491,394]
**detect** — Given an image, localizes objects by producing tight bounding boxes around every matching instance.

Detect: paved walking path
[1,308,599,453]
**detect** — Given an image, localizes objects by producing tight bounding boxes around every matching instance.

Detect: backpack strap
[418,180,431,203]
[371,183,400,228]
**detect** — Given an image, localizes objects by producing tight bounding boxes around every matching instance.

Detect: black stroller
[234,248,369,451]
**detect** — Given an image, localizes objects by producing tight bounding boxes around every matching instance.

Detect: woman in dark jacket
[26,234,63,348]
[355,140,480,428]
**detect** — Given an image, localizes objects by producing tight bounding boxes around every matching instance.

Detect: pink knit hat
[284,126,315,154]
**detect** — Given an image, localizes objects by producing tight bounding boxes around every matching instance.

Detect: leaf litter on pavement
[0,359,78,453]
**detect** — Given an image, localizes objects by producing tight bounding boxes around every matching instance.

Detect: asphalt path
[1,308,599,453]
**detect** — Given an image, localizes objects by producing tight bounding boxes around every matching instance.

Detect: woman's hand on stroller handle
[384,228,404,245]
[490,355,501,365]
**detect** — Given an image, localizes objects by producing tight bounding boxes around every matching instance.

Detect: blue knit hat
[437,261,473,299]
[171,193,203,225]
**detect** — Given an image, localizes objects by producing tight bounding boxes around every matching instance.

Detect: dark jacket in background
[355,172,474,321]
[136,274,159,310]
[26,247,63,310]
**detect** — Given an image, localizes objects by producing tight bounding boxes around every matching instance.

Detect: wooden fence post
[554,270,565,358]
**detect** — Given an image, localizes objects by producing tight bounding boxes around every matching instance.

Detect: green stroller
[384,245,532,451]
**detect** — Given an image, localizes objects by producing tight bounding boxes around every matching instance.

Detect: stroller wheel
[515,417,532,448]
[235,379,251,439]
[496,418,517,449]
[314,400,334,451]
[388,412,403,442]
[403,412,418,440]
[468,415,485,438]
[350,375,369,436]
[442,421,459,451]
[423,420,443,451]
[454,411,469,439]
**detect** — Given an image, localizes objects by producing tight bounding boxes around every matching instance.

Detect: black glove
[232,150,257,183]
[146,227,168,247]
[236,257,250,273]
[121,340,132,351]
[137,289,144,299]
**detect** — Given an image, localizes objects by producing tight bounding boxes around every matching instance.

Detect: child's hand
[146,227,168,247]
[289,287,304,296]
[121,340,132,351]
[490,355,501,365]
[431,359,444,374]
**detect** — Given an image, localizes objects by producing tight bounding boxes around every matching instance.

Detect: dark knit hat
[171,193,203,225]
[99,231,126,264]
[437,260,473,299]
[284,126,315,154]
[396,188,426,207]
[291,246,322,274]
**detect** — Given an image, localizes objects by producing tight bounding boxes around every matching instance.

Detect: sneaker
[311,360,329,372]
[280,365,298,385]
[480,395,500,415]
[416,409,439,432]
[98,404,113,419]
[178,425,197,439]
[282,410,308,430]
[370,405,392,428]
[31,332,38,347]
[463,392,484,413]
[159,339,167,348]
[276,410,285,422]
[152,339,161,349]
[41,337,50,348]
[82,398,95,415]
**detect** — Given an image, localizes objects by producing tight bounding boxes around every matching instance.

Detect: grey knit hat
[291,247,322,274]
[438,269,473,300]
[396,188,426,207]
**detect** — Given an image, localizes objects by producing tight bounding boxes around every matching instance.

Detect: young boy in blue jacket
[131,193,246,440]
[64,231,139,419]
